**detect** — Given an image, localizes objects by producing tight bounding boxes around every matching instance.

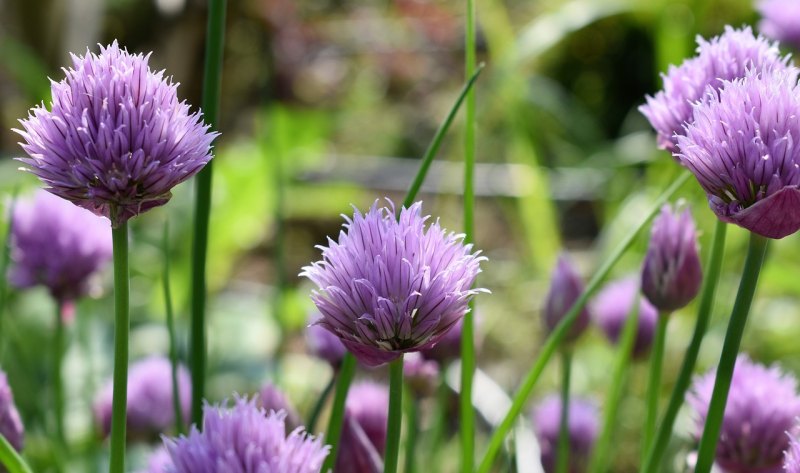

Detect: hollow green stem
[693,233,769,473]
[555,349,572,473]
[0,189,19,362]
[403,385,419,473]
[476,171,691,473]
[385,356,405,473]
[642,220,727,473]
[54,301,66,444]
[190,0,227,426]
[642,313,668,465]
[163,222,184,435]
[307,373,336,433]
[320,353,357,472]
[0,433,33,473]
[109,220,130,473]
[589,294,641,473]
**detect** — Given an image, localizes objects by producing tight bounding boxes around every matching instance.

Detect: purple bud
[306,313,347,368]
[689,355,800,473]
[10,190,112,304]
[336,381,389,473]
[758,0,800,50]
[0,370,24,453]
[301,200,487,367]
[94,356,191,440]
[403,353,440,397]
[532,395,598,473]
[641,205,702,312]
[420,316,482,363]
[543,253,590,342]
[259,382,301,433]
[592,278,658,358]
[15,42,217,227]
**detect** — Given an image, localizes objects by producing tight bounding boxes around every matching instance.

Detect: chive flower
[301,200,487,367]
[403,353,440,397]
[785,430,800,473]
[259,381,301,433]
[592,278,658,358]
[640,25,788,153]
[543,253,590,342]
[305,314,347,368]
[162,396,329,472]
[94,356,191,440]
[641,204,702,312]
[677,68,800,239]
[420,317,468,363]
[0,370,23,454]
[143,446,171,473]
[9,190,112,304]
[688,355,800,473]
[758,0,800,50]
[532,395,598,473]
[15,41,217,227]
[337,381,390,473]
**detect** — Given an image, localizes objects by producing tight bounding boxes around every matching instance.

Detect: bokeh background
[1,0,797,471]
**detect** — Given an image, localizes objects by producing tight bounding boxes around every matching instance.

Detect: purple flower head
[9,190,112,304]
[640,26,789,153]
[758,0,800,50]
[688,355,800,473]
[592,278,658,358]
[532,395,599,473]
[543,253,590,342]
[641,204,703,312]
[677,68,800,239]
[0,370,24,454]
[305,313,347,368]
[15,41,217,227]
[163,396,330,473]
[336,382,389,473]
[403,353,440,397]
[301,200,487,367]
[785,431,800,473]
[94,356,191,440]
[259,382,301,433]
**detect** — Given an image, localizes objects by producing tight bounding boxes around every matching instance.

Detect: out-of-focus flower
[10,190,112,304]
[306,313,347,368]
[758,0,800,50]
[592,278,658,358]
[532,395,598,473]
[542,253,590,342]
[689,355,800,473]
[143,446,172,473]
[15,41,217,227]
[403,353,439,397]
[259,381,301,432]
[677,68,800,239]
[640,26,788,153]
[785,430,800,473]
[94,356,191,439]
[301,200,487,367]
[420,316,482,363]
[0,370,24,453]
[641,204,702,312]
[163,397,329,472]
[336,381,390,473]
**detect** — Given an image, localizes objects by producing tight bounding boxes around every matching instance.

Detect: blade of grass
[0,433,33,473]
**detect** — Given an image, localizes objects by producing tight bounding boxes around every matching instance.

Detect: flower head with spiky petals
[163,396,329,473]
[677,67,800,239]
[758,0,800,51]
[301,200,487,367]
[641,204,703,312]
[640,25,789,153]
[786,431,800,473]
[688,355,800,473]
[532,395,599,473]
[15,41,217,227]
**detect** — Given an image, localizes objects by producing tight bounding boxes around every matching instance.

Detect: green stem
[0,433,33,473]
[54,301,65,444]
[403,386,418,473]
[642,313,668,465]
[555,350,572,473]
[476,171,691,473]
[307,373,336,433]
[385,356,404,473]
[190,0,227,427]
[0,188,19,362]
[588,293,641,473]
[429,370,449,469]
[693,233,769,473]
[320,353,357,472]
[642,220,727,473]
[109,220,130,473]
[163,222,184,435]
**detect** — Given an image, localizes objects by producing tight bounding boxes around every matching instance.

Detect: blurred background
[1,0,798,471]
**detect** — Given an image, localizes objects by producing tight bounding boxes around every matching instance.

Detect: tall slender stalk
[403,386,419,473]
[642,220,727,472]
[476,171,691,473]
[109,220,130,473]
[0,433,33,473]
[642,313,668,464]
[54,301,66,444]
[162,222,184,435]
[190,0,228,426]
[693,233,769,473]
[385,356,405,473]
[555,349,572,473]
[320,353,356,472]
[0,189,19,361]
